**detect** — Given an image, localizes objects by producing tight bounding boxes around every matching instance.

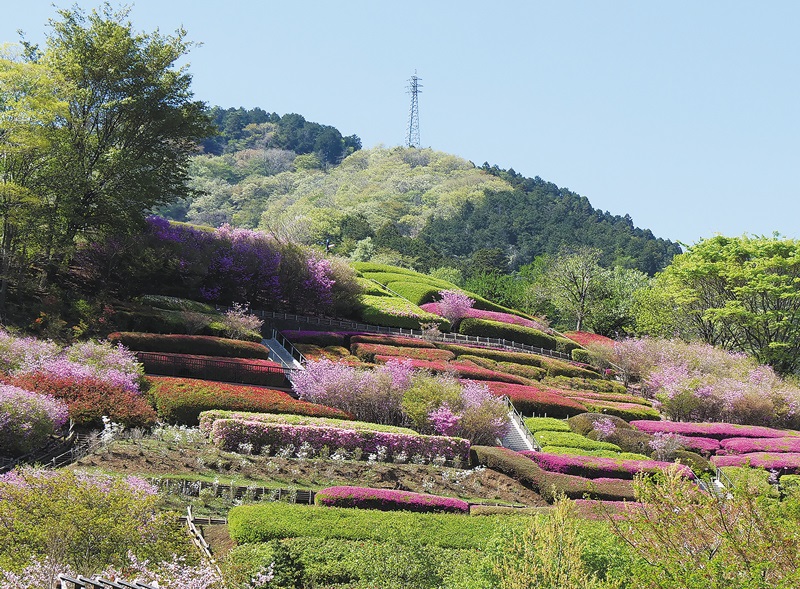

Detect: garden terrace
[562,331,615,348]
[136,352,290,387]
[421,302,551,332]
[719,436,800,454]
[712,452,800,473]
[147,377,350,425]
[314,486,470,514]
[373,356,533,385]
[484,381,588,418]
[107,332,270,359]
[631,420,800,440]
[520,451,694,480]
[351,342,455,363]
[197,410,417,436]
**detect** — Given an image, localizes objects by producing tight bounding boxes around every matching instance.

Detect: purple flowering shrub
[603,338,800,428]
[314,486,469,513]
[434,290,475,327]
[592,417,617,440]
[210,419,471,462]
[0,385,69,456]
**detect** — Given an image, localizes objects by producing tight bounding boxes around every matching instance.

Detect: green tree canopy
[637,234,800,374]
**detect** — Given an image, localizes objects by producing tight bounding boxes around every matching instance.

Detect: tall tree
[33,3,212,265]
[0,47,65,313]
[541,247,605,332]
[637,235,800,374]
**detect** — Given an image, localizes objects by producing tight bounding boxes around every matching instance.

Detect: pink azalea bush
[210,419,471,462]
[0,385,69,456]
[433,290,475,326]
[631,420,798,440]
[712,452,800,473]
[520,451,694,480]
[314,485,469,513]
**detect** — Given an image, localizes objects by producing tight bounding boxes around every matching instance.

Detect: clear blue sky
[3,1,799,246]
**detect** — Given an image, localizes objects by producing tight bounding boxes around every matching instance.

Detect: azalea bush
[136,352,288,387]
[520,451,694,480]
[712,452,800,473]
[484,381,588,418]
[601,338,800,428]
[107,332,270,359]
[351,342,455,363]
[314,486,469,514]
[357,294,450,330]
[3,372,157,429]
[147,377,349,425]
[719,436,800,454]
[197,410,417,436]
[630,420,798,440]
[422,302,550,331]
[0,385,69,456]
[349,333,436,348]
[210,419,471,463]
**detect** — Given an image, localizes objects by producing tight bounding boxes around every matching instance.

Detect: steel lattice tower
[406,72,422,148]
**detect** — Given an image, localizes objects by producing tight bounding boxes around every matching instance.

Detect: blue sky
[3,1,798,246]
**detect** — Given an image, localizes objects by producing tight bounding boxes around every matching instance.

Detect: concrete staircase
[498,396,540,452]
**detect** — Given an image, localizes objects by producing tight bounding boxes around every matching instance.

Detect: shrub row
[469,446,635,502]
[3,372,157,429]
[294,344,357,364]
[136,295,218,313]
[540,358,601,379]
[356,277,394,296]
[458,318,559,350]
[357,295,450,331]
[520,451,694,480]
[197,410,416,436]
[484,381,587,418]
[228,501,513,549]
[420,303,550,331]
[137,352,289,387]
[719,436,800,454]
[497,361,547,381]
[351,343,454,363]
[630,420,800,440]
[107,332,269,359]
[373,357,532,385]
[281,331,349,347]
[677,435,721,454]
[545,375,628,395]
[540,446,650,460]
[146,377,349,425]
[111,308,231,338]
[210,419,471,462]
[562,331,615,348]
[435,344,544,367]
[533,431,622,452]
[385,281,441,306]
[314,486,469,514]
[712,452,800,473]
[556,388,651,406]
[524,416,571,433]
[570,398,661,422]
[349,334,434,348]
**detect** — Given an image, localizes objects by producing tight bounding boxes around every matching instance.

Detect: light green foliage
[535,431,622,452]
[428,266,463,286]
[609,468,800,589]
[228,502,524,549]
[0,468,188,576]
[540,446,650,460]
[401,373,463,431]
[198,410,419,435]
[637,235,800,374]
[482,497,623,589]
[525,417,571,433]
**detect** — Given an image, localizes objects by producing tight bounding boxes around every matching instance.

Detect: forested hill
[168,107,681,275]
[419,165,682,275]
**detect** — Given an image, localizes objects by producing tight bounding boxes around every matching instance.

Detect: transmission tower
[406,71,422,148]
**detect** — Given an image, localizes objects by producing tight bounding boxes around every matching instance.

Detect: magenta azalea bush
[520,451,694,480]
[421,302,549,331]
[719,436,800,455]
[434,290,475,326]
[712,452,800,473]
[210,419,471,462]
[314,485,469,513]
[631,420,799,440]
[0,385,69,457]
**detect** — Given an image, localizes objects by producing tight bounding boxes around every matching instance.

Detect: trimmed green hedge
[571,348,592,364]
[546,376,628,395]
[228,502,517,550]
[567,413,633,436]
[459,318,558,350]
[386,281,441,306]
[357,295,450,330]
[351,342,455,363]
[349,334,435,348]
[540,357,601,380]
[355,277,393,297]
[435,344,544,367]
[497,361,547,381]
[541,446,650,460]
[352,262,421,276]
[524,417,571,433]
[555,336,581,355]
[107,332,269,359]
[534,431,622,452]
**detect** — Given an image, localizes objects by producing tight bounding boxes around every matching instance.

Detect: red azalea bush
[349,334,435,349]
[351,343,455,363]
[563,331,615,348]
[136,352,288,387]
[712,452,800,473]
[314,486,469,514]
[146,376,349,425]
[3,372,157,428]
[483,381,588,418]
[719,436,800,454]
[107,332,269,359]
[631,420,799,440]
[520,451,694,480]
